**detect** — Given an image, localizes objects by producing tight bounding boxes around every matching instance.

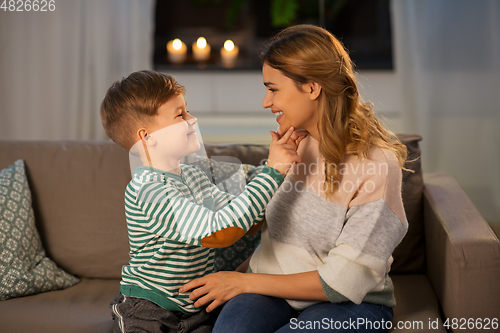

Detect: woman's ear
[303,82,322,100]
[310,82,322,100]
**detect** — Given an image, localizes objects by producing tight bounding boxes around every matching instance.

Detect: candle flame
[224,40,235,52]
[197,37,207,49]
[173,39,182,50]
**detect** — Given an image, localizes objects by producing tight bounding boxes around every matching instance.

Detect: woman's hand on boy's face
[179,271,245,313]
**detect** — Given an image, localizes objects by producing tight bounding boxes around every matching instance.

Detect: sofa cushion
[203,144,270,167]
[0,278,118,333]
[391,134,425,274]
[0,141,131,279]
[390,274,445,332]
[0,160,79,300]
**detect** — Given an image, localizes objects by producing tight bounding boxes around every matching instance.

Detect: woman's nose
[262,92,272,109]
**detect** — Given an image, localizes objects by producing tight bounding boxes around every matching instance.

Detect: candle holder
[220,40,239,68]
[192,37,211,63]
[166,39,187,64]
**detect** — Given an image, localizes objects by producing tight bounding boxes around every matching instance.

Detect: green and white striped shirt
[120,164,283,313]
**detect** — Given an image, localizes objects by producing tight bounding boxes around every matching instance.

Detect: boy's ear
[138,129,157,147]
[303,82,321,100]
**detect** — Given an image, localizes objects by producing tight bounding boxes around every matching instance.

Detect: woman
[181,24,409,333]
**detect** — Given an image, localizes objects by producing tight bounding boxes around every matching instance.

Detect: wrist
[239,272,252,294]
[266,163,285,177]
[261,165,286,181]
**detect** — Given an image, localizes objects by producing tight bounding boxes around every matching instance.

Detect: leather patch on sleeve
[201,227,246,248]
[246,220,264,235]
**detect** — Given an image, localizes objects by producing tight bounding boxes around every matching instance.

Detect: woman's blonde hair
[262,24,407,195]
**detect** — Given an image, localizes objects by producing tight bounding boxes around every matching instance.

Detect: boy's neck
[143,158,181,175]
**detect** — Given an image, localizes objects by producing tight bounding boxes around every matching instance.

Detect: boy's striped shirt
[120,164,283,313]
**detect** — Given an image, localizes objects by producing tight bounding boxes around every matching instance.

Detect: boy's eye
[176,110,190,118]
[268,88,277,93]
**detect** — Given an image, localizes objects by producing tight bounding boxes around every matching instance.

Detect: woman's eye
[268,88,276,93]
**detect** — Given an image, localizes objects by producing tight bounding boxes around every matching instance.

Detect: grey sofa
[0,135,498,333]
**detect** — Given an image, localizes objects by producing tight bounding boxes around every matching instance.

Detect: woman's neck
[305,127,320,142]
[290,135,327,196]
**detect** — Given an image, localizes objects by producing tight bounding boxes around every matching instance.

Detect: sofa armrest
[423,173,500,329]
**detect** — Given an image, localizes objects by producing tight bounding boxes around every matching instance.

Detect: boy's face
[142,94,200,163]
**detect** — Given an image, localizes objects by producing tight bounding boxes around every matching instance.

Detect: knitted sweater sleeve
[316,150,408,304]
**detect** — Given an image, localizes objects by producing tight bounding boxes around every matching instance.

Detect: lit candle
[166,38,187,64]
[192,37,211,62]
[220,40,239,68]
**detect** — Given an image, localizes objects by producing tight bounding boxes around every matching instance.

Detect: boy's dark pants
[110,293,217,333]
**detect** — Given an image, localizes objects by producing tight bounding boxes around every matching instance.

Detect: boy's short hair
[100,70,186,151]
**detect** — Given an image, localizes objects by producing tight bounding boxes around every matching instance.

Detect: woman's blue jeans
[213,293,393,333]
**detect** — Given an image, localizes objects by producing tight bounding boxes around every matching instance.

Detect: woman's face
[262,63,320,138]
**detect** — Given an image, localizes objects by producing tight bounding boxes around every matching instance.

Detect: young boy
[100,70,300,333]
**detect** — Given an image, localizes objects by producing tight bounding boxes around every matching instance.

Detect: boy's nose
[186,115,197,125]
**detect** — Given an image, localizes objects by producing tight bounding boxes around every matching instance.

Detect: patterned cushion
[0,160,79,301]
[213,163,265,272]
[186,157,265,271]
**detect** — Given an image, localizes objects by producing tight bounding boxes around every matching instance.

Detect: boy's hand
[267,127,301,176]
[277,127,308,150]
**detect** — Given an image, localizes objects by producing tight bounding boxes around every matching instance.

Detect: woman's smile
[272,110,284,123]
[262,63,320,138]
